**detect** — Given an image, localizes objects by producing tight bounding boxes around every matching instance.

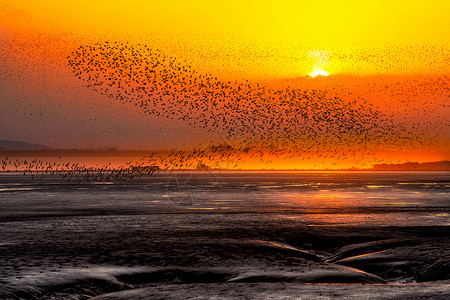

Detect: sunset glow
[309,69,329,77]
[0,0,449,170]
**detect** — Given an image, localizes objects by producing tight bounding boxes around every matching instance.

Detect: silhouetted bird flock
[66,42,432,151]
[0,156,160,182]
[1,39,448,181]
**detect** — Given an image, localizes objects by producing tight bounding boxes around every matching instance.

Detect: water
[1,171,448,225]
[1,171,449,299]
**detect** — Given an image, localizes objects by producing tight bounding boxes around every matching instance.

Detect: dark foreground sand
[93,282,450,300]
[2,223,449,299]
[1,173,449,299]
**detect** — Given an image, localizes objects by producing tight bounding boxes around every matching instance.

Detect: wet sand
[94,282,450,300]
[0,172,449,299]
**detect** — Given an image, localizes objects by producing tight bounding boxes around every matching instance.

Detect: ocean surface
[1,171,449,299]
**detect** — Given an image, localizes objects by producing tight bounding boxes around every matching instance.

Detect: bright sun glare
[309,69,329,77]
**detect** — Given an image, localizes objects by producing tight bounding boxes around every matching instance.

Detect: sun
[309,69,329,77]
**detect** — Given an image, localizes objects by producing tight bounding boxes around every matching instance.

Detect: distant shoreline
[1,150,448,172]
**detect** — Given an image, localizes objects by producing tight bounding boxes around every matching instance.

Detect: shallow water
[1,171,448,225]
[1,171,449,299]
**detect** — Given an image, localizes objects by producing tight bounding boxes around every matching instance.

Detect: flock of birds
[67,42,433,151]
[0,146,243,182]
[1,145,388,182]
[1,39,448,181]
[0,156,160,182]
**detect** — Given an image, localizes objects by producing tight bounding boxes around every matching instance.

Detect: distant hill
[372,161,450,171]
[0,140,48,151]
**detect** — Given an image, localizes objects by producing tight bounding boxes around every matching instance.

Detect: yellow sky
[1,1,449,44]
[1,1,449,78]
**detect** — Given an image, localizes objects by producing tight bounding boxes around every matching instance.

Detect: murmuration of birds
[0,36,447,182]
[0,146,394,183]
[0,157,159,182]
[65,42,437,167]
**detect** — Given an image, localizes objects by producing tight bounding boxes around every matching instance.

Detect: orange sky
[0,1,449,169]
